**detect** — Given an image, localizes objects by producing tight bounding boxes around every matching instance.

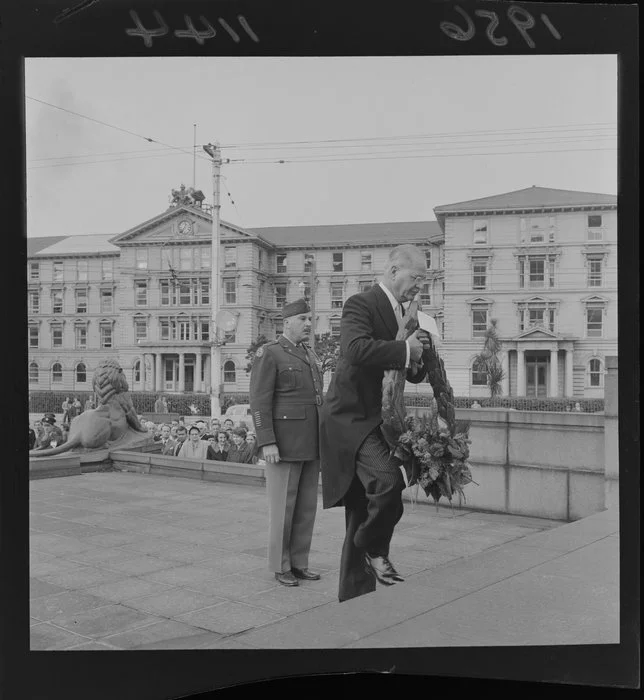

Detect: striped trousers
[338,428,405,603]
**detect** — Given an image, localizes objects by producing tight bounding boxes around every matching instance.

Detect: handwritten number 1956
[126,10,260,46]
[440,4,561,49]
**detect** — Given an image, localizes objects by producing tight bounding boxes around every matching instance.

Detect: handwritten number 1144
[441,5,561,49]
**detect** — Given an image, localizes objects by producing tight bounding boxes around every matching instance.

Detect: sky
[25,55,617,238]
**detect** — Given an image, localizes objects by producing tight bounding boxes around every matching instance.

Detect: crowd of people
[29,402,259,464]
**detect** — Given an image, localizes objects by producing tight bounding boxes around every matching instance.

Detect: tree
[474,318,504,397]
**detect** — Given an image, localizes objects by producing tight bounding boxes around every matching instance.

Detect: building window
[472,260,487,290]
[76,363,87,383]
[135,248,148,270]
[29,291,40,314]
[52,326,63,348]
[179,281,191,305]
[53,261,64,282]
[473,219,488,245]
[200,279,209,305]
[135,281,148,307]
[425,250,432,270]
[101,259,113,280]
[29,326,39,348]
[29,263,40,281]
[75,325,87,349]
[224,246,237,269]
[332,252,344,272]
[588,358,604,387]
[276,254,287,273]
[521,216,556,244]
[179,247,193,271]
[135,319,148,341]
[160,280,170,306]
[301,282,311,300]
[274,321,283,339]
[52,290,64,314]
[275,283,287,308]
[361,253,372,271]
[224,329,236,344]
[358,281,373,293]
[588,214,603,229]
[330,282,344,309]
[304,253,315,272]
[200,321,210,341]
[224,280,236,305]
[100,289,113,313]
[100,324,112,348]
[520,257,555,289]
[201,247,211,269]
[160,320,170,340]
[29,362,39,384]
[51,363,63,383]
[587,258,603,287]
[330,318,341,338]
[223,360,236,383]
[528,259,545,287]
[471,305,488,338]
[586,306,603,338]
[420,283,431,306]
[471,359,488,386]
[75,288,88,313]
[176,319,188,341]
[258,249,264,270]
[77,260,88,281]
[133,360,141,383]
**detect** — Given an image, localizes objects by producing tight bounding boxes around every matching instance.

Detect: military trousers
[266,458,320,574]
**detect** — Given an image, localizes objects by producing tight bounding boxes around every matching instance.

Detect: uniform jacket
[320,284,427,508]
[249,335,325,462]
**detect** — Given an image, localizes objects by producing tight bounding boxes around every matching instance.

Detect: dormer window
[587,214,604,242]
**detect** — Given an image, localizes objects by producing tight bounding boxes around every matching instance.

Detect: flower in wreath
[428,441,445,458]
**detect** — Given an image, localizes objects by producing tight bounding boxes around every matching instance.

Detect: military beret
[282,298,310,319]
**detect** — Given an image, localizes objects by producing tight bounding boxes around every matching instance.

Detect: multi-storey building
[27,192,444,395]
[27,185,616,400]
[434,186,617,398]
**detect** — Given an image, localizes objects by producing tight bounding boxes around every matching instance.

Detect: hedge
[29,391,603,415]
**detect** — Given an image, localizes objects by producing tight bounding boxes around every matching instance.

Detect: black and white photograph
[5,0,637,695]
[25,51,621,649]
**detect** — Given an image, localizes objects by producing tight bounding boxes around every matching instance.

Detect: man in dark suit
[320,245,430,602]
[250,298,325,587]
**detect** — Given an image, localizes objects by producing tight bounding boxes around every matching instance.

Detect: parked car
[224,403,252,427]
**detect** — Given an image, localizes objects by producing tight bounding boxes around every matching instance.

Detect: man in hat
[36,414,64,450]
[249,298,324,587]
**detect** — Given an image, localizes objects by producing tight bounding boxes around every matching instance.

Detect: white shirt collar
[379,281,405,315]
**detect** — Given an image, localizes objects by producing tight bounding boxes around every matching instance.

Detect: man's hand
[262,443,281,464]
[408,333,424,363]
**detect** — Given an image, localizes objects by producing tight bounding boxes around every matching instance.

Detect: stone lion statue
[29,359,148,457]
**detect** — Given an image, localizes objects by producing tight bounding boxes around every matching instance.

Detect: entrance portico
[138,344,211,393]
[503,329,576,398]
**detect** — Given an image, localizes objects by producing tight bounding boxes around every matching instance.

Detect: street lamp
[203,142,222,418]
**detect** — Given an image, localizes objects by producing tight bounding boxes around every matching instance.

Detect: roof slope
[251,221,442,247]
[30,234,119,256]
[434,186,617,213]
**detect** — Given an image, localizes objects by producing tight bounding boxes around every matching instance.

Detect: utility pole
[192,124,197,189]
[203,142,222,418]
[310,257,317,343]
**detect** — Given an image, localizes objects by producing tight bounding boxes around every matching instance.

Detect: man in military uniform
[249,298,324,587]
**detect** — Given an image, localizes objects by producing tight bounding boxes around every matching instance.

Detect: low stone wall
[28,449,112,480]
[406,406,606,521]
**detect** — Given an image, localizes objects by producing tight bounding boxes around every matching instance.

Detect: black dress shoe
[292,567,321,581]
[364,553,405,585]
[275,571,299,587]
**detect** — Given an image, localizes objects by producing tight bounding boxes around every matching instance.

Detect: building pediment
[109,205,253,246]
[514,327,561,341]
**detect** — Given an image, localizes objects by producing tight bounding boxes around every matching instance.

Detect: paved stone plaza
[29,472,619,650]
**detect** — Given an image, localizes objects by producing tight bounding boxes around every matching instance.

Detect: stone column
[604,355,619,510]
[516,348,526,396]
[178,352,185,392]
[142,353,149,391]
[549,348,559,397]
[195,352,202,393]
[204,354,211,393]
[501,350,510,396]
[155,353,163,392]
[565,348,574,397]
[148,353,155,392]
